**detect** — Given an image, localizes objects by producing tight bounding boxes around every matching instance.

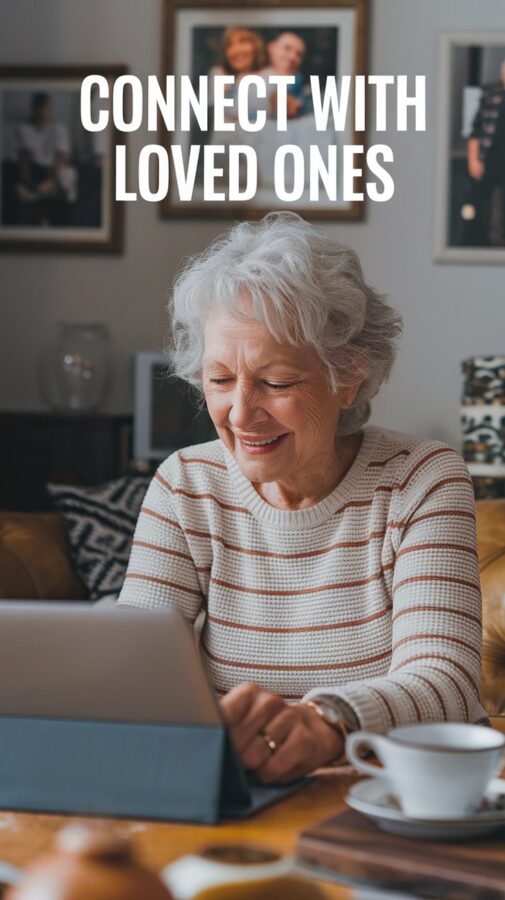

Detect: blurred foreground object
[6,823,172,900]
[163,844,323,899]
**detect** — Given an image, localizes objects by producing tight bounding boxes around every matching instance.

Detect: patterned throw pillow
[47,476,149,600]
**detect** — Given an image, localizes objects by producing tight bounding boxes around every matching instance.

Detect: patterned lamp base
[461,357,505,499]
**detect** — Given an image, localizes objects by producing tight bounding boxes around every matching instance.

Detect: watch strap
[304,699,350,766]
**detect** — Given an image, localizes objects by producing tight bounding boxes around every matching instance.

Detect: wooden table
[0,771,359,898]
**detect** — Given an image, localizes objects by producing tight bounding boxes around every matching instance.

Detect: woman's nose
[228,385,261,429]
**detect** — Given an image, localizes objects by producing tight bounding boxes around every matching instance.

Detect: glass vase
[40,322,111,413]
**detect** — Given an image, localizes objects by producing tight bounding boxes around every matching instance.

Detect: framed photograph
[133,352,215,461]
[0,65,126,253]
[435,33,505,264]
[161,0,368,220]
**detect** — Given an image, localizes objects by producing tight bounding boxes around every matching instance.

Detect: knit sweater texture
[117,425,486,733]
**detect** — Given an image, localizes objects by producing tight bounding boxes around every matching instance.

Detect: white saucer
[345,777,505,840]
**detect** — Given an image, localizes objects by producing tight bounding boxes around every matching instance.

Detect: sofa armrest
[489,716,505,735]
[0,512,88,601]
[476,500,505,715]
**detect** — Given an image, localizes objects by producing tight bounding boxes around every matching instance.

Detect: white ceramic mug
[346,722,505,820]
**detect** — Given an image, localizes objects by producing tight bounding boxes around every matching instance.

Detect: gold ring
[261,732,277,754]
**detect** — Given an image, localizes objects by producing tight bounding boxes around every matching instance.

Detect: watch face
[319,703,341,726]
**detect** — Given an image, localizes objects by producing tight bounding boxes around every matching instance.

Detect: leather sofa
[1,502,504,723]
[476,500,505,716]
[0,512,87,601]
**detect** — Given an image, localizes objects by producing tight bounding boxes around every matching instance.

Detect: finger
[237,709,295,770]
[219,682,258,727]
[257,726,315,785]
[229,692,285,754]
[239,733,275,772]
[260,706,297,744]
[270,761,309,784]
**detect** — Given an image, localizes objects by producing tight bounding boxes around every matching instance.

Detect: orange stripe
[395,542,478,561]
[376,475,471,503]
[394,574,481,595]
[368,686,397,727]
[392,605,481,628]
[399,447,459,490]
[141,507,182,530]
[421,665,470,720]
[179,456,227,470]
[211,563,394,598]
[125,572,202,597]
[408,672,447,720]
[347,450,463,503]
[186,526,388,560]
[400,508,475,528]
[202,643,391,672]
[393,682,422,721]
[131,539,211,575]
[155,471,250,514]
[392,633,480,657]
[422,476,472,501]
[207,604,392,634]
[392,655,480,697]
[132,540,192,562]
[356,497,389,512]
[368,450,410,467]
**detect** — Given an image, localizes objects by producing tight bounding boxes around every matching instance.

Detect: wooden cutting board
[296,808,505,899]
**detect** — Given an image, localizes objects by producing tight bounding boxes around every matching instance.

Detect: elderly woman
[118,213,485,783]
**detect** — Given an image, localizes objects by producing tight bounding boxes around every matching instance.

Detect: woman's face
[225,31,257,75]
[202,301,356,490]
[268,33,305,75]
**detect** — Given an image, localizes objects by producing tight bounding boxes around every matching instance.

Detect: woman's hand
[220,683,344,783]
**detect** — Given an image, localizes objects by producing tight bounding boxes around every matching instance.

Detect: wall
[1,0,504,449]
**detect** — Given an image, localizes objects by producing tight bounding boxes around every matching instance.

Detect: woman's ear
[340,378,362,410]
[339,347,367,410]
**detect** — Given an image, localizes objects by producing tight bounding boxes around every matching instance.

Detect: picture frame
[160,0,368,220]
[435,32,505,264]
[0,65,126,254]
[133,352,215,461]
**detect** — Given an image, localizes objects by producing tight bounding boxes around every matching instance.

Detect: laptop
[0,602,308,823]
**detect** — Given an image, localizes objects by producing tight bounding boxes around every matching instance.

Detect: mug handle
[346,731,390,779]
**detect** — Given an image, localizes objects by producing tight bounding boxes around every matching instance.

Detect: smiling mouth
[238,433,289,454]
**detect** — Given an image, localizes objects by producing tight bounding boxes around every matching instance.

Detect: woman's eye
[208,378,296,389]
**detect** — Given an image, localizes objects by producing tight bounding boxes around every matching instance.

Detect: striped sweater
[118,425,486,733]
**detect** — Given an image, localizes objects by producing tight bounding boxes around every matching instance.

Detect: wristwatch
[304,699,353,766]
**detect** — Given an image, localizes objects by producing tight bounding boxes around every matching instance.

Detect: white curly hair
[167,212,403,435]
